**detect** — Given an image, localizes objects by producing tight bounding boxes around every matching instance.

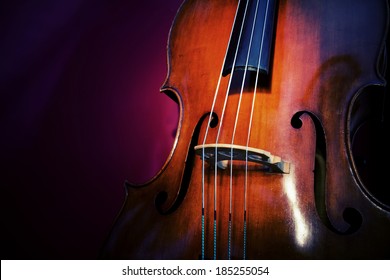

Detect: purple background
[1,0,182,259]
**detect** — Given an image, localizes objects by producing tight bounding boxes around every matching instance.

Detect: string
[243,0,272,260]
[228,0,262,260]
[200,0,245,260]
[211,0,251,260]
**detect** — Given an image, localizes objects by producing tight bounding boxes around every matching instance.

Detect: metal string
[210,0,251,260]
[228,0,262,260]
[243,0,272,260]
[200,0,271,259]
[200,0,245,260]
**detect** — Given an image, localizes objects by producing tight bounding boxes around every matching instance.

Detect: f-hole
[155,112,219,214]
[291,111,362,234]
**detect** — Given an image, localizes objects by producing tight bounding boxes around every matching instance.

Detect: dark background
[1,0,182,259]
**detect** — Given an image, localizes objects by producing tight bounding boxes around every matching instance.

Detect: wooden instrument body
[101,0,390,259]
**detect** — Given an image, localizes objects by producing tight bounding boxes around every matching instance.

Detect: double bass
[101,0,390,259]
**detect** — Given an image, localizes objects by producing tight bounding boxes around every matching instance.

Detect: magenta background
[1,0,182,259]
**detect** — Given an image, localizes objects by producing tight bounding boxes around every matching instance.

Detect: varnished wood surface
[101,0,390,259]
